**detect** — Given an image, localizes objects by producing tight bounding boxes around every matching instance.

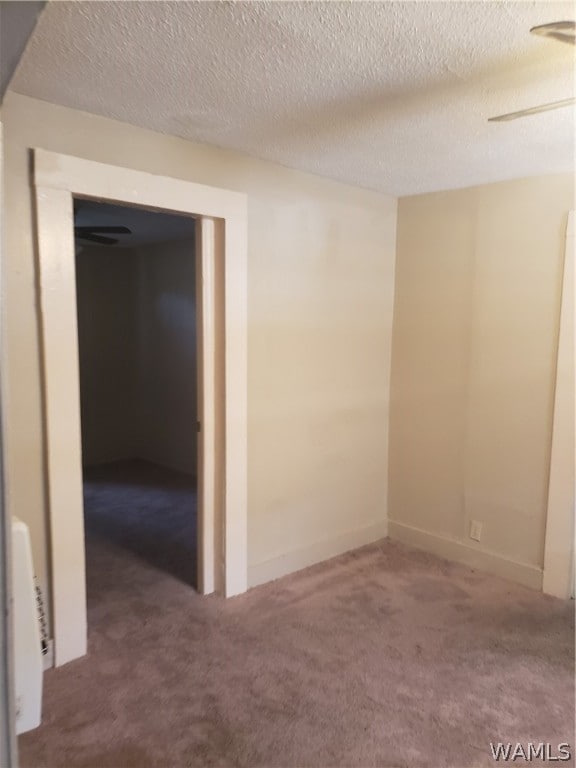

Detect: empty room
[0,1,574,767]
[74,200,200,610]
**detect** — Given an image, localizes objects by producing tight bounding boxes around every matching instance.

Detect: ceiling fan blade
[530,21,576,45]
[74,225,132,234]
[78,233,119,245]
[488,97,576,122]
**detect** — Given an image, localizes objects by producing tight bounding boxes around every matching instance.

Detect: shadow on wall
[137,239,197,476]
[75,234,197,476]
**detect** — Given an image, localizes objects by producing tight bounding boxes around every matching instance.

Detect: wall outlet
[469,520,483,542]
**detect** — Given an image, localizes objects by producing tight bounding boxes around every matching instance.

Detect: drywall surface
[136,239,196,476]
[76,247,139,466]
[1,93,396,603]
[389,174,574,587]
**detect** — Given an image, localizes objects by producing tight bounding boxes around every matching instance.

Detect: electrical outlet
[469,520,482,542]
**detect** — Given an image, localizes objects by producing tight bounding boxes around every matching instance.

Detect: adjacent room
[74,201,199,601]
[0,1,574,767]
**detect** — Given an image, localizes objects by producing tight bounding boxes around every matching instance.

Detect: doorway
[74,200,199,616]
[34,150,248,667]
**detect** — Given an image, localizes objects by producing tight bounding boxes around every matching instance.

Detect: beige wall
[0,93,396,604]
[388,174,574,586]
[76,246,139,466]
[136,238,197,476]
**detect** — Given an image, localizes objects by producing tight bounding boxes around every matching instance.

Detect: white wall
[0,93,396,605]
[388,174,574,588]
[76,239,196,475]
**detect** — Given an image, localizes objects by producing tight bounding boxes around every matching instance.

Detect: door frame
[0,122,17,768]
[34,149,248,666]
[543,211,575,599]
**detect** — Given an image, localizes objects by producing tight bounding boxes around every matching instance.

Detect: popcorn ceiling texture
[11,0,575,196]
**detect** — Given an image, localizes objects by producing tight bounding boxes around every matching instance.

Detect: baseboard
[388,520,543,590]
[134,454,196,479]
[84,456,196,479]
[248,520,388,588]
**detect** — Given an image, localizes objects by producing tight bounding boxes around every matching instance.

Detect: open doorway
[74,201,199,623]
[34,150,248,666]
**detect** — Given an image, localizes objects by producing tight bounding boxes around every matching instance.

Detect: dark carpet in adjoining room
[19,460,575,768]
[82,460,197,591]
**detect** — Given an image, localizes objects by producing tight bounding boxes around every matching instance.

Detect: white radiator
[11,517,43,734]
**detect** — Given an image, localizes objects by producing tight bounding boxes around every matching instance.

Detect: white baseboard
[248,520,388,588]
[388,520,543,590]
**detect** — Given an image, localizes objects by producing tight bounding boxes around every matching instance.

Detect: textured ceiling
[10,0,576,196]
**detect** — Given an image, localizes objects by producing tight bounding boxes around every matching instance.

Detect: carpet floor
[19,461,575,768]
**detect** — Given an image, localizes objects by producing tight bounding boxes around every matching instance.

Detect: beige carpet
[19,461,575,768]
